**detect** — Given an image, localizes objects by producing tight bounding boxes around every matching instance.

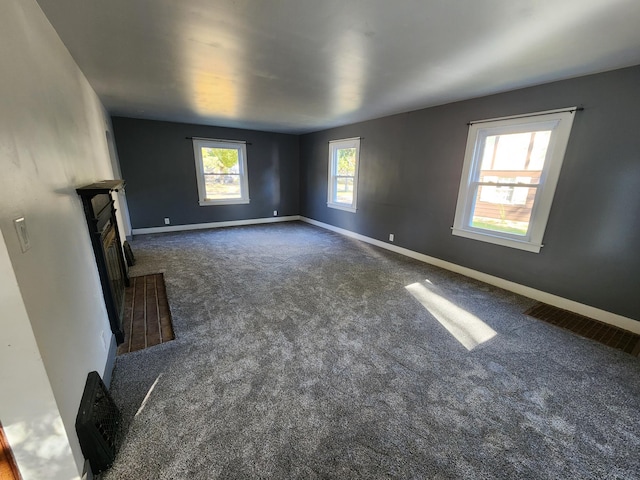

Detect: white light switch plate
[14,217,31,252]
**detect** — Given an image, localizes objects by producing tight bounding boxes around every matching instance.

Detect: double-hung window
[192,138,250,206]
[327,137,360,213]
[452,108,577,253]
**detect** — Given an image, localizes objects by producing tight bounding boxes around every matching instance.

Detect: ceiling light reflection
[398,0,627,99]
[332,30,366,115]
[181,17,244,118]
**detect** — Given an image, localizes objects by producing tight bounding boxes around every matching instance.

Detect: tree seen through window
[201,147,241,199]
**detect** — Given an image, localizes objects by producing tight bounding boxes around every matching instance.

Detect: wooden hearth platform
[117,273,175,355]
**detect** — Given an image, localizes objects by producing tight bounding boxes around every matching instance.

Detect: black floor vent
[75,371,121,474]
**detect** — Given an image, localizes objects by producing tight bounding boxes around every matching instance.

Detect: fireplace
[77,180,129,344]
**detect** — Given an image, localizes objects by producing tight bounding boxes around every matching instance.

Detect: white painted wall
[0,0,128,475]
[0,231,78,479]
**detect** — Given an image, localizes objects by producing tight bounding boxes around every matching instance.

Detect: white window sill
[451,227,542,253]
[199,198,250,206]
[327,202,357,213]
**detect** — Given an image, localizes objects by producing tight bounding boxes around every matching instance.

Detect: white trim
[198,198,250,206]
[453,108,576,253]
[451,227,543,253]
[132,215,301,235]
[192,138,250,205]
[327,137,360,213]
[326,202,357,213]
[329,136,361,144]
[300,216,640,335]
[468,107,580,125]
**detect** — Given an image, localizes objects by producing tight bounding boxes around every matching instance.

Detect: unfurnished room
[1,1,640,479]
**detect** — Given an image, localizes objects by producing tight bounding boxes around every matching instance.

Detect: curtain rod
[186,136,251,145]
[467,107,583,126]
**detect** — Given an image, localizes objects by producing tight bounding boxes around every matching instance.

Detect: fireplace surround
[77,180,129,344]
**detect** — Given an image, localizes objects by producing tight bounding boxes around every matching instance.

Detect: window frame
[452,108,577,253]
[192,138,250,206]
[327,137,361,213]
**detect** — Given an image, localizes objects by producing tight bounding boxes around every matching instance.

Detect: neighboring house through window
[192,138,250,206]
[452,108,577,253]
[327,137,360,212]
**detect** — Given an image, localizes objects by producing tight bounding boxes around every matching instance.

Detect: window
[327,137,360,212]
[452,108,577,253]
[192,138,250,206]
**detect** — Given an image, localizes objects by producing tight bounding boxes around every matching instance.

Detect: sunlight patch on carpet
[406,281,497,350]
[135,375,162,418]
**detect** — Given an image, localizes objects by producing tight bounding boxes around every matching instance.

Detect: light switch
[14,217,31,252]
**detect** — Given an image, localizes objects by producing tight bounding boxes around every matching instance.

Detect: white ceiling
[36,0,640,134]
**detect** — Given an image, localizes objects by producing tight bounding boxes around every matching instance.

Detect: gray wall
[112,117,300,228]
[300,66,640,321]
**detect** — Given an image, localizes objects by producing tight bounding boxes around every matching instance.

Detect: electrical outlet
[273,210,278,216]
[14,217,31,252]
[164,217,170,225]
[389,233,394,242]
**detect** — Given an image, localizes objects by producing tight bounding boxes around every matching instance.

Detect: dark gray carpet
[103,222,640,479]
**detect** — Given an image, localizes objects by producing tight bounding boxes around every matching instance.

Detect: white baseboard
[132,215,301,235]
[300,216,640,334]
